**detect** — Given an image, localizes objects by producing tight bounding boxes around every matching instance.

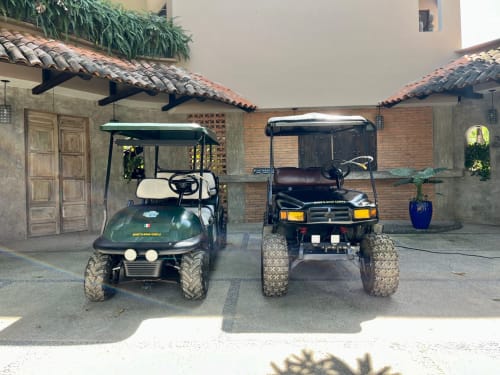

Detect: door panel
[30,179,56,202]
[29,153,57,177]
[30,206,57,221]
[26,111,59,236]
[62,180,86,201]
[61,155,85,178]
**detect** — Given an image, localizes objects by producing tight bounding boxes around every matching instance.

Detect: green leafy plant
[389,167,446,202]
[465,143,490,181]
[0,0,191,59]
[123,146,144,182]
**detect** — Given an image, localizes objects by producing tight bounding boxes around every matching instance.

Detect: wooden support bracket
[32,69,90,95]
[161,94,192,111]
[98,81,157,106]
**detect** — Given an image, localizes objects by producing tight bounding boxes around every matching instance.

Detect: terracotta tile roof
[0,28,256,111]
[382,40,500,107]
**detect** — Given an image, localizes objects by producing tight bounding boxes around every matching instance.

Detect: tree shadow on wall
[270,350,401,375]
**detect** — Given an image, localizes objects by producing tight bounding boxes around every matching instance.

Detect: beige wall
[172,0,461,109]
[112,0,167,13]
[419,0,440,30]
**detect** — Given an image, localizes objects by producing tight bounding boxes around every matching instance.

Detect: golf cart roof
[100,122,219,146]
[265,113,374,136]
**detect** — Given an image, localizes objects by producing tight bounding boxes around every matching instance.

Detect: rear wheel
[84,252,116,302]
[359,233,399,296]
[261,233,289,297]
[180,250,209,300]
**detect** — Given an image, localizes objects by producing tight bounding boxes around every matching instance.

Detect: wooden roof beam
[98,81,157,106]
[162,94,192,111]
[32,68,90,95]
[446,86,483,100]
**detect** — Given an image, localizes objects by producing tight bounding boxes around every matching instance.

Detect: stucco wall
[443,96,500,224]
[0,86,188,240]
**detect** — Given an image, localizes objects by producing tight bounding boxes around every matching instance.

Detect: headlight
[145,249,159,262]
[124,248,137,261]
[280,210,305,222]
[353,208,377,220]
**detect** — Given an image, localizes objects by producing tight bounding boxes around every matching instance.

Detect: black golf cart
[84,123,226,301]
[261,113,399,297]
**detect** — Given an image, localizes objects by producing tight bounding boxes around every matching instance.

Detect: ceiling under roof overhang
[0,27,256,112]
[381,39,500,108]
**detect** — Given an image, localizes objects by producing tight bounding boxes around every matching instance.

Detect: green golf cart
[84,123,226,301]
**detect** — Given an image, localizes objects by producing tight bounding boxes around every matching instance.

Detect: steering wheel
[168,173,199,196]
[321,160,351,180]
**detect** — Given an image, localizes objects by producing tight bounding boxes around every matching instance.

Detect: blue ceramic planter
[409,200,433,229]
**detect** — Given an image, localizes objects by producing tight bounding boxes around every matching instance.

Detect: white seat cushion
[136,178,177,199]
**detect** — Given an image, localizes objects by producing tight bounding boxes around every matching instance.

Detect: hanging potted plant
[389,167,446,229]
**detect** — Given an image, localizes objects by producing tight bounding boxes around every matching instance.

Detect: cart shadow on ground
[0,228,499,345]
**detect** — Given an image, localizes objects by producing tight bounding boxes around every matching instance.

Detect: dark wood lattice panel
[188,113,227,211]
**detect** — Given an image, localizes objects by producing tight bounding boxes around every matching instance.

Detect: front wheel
[261,233,289,297]
[84,252,117,302]
[180,250,209,300]
[359,233,399,297]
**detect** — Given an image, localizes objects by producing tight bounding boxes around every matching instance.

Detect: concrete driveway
[0,224,499,375]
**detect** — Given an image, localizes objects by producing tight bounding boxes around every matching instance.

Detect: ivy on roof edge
[0,0,191,60]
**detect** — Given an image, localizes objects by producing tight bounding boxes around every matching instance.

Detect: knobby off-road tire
[359,233,399,297]
[180,250,209,300]
[261,233,289,297]
[84,252,116,302]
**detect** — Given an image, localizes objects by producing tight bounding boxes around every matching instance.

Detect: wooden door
[26,111,90,237]
[299,131,377,170]
[299,134,332,168]
[26,111,60,236]
[59,115,90,233]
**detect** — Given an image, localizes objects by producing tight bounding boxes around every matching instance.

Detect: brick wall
[243,111,298,173]
[377,107,433,169]
[243,107,434,222]
[245,182,268,222]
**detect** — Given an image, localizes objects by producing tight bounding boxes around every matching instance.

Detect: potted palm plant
[389,167,446,229]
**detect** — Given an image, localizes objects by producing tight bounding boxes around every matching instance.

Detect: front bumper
[93,234,202,255]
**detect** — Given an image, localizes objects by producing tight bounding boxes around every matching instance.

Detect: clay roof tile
[382,40,500,107]
[0,27,256,111]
